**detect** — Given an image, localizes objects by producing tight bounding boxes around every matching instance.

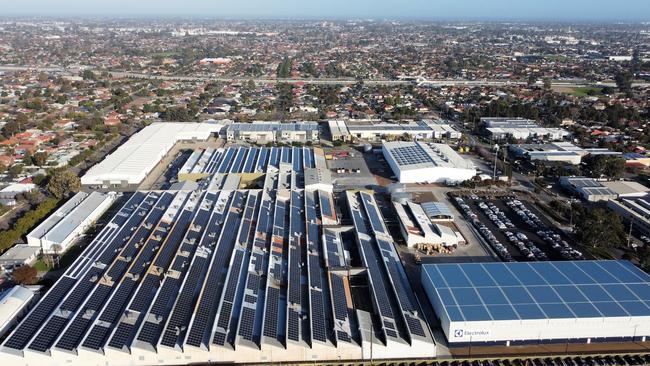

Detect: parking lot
[452,193,585,262]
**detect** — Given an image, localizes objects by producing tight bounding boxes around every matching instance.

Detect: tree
[276,55,292,78]
[582,154,625,180]
[32,151,48,166]
[82,69,97,81]
[543,78,552,90]
[574,208,625,250]
[12,265,38,285]
[46,168,81,199]
[2,120,19,138]
[8,164,23,178]
[637,244,650,272]
[615,71,633,95]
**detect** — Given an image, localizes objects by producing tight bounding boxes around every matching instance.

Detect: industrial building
[26,191,117,254]
[175,146,332,193]
[0,145,433,365]
[607,195,650,238]
[421,261,650,346]
[382,141,476,184]
[559,177,619,202]
[509,142,619,165]
[330,120,461,142]
[393,201,464,248]
[81,122,223,188]
[0,183,36,206]
[420,201,455,222]
[223,121,319,143]
[0,287,35,338]
[482,117,570,141]
[0,245,40,272]
[345,191,435,357]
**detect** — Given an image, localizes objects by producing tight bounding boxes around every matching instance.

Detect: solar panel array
[197,146,315,181]
[2,143,436,362]
[347,191,432,344]
[423,261,650,323]
[389,145,434,166]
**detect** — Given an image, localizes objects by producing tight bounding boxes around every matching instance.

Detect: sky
[2,0,649,21]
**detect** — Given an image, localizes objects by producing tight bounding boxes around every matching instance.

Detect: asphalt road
[2,64,649,88]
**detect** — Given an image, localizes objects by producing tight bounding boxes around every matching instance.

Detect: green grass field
[571,87,603,97]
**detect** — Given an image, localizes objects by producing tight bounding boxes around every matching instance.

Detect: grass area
[571,87,604,97]
[33,243,85,275]
[33,260,52,272]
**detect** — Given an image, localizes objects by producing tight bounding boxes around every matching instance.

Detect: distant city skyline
[2,0,650,21]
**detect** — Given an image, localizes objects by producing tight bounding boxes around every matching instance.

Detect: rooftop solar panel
[423,261,650,322]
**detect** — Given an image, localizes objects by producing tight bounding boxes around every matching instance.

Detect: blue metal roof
[422,260,650,322]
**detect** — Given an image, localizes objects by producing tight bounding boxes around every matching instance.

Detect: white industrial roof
[0,287,34,333]
[42,192,114,244]
[81,122,223,185]
[601,181,650,197]
[0,245,40,268]
[28,191,89,240]
[383,141,474,171]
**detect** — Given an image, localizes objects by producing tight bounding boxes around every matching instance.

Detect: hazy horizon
[2,0,650,22]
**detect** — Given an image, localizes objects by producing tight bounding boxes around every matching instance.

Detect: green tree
[582,154,625,180]
[615,71,633,95]
[82,69,97,81]
[276,55,292,78]
[8,164,23,178]
[46,168,81,199]
[574,208,625,250]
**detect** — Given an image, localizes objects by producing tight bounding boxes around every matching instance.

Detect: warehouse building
[421,261,650,347]
[383,141,476,184]
[0,183,36,206]
[0,245,40,272]
[175,146,331,192]
[0,146,433,365]
[223,121,319,143]
[509,142,620,165]
[393,201,464,248]
[482,117,570,141]
[0,287,35,338]
[81,122,223,188]
[328,120,350,141]
[559,177,619,202]
[420,201,455,222]
[26,191,117,254]
[336,120,461,142]
[607,195,650,238]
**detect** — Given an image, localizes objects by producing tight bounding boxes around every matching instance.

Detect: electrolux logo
[453,329,489,338]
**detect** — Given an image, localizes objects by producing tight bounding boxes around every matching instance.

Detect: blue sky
[2,0,649,21]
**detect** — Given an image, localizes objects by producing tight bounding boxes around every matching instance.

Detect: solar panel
[423,261,650,322]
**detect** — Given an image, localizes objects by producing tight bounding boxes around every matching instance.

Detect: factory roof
[0,287,34,334]
[346,120,432,132]
[41,192,114,244]
[383,141,474,171]
[422,261,650,322]
[227,121,318,132]
[420,201,455,220]
[0,245,40,269]
[81,122,222,185]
